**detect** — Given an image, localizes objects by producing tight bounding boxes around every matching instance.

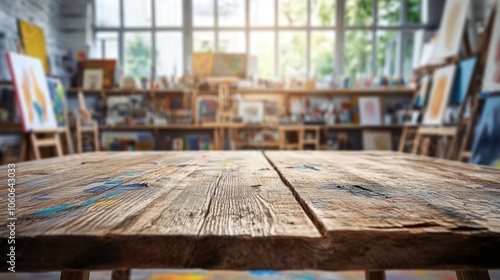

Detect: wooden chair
[76,91,100,153]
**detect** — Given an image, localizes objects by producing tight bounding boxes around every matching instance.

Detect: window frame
[93,0,431,81]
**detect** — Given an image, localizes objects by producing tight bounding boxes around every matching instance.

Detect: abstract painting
[423,65,456,126]
[197,95,218,123]
[362,130,392,151]
[47,78,68,127]
[470,94,500,168]
[193,53,215,78]
[358,97,382,125]
[482,0,500,93]
[450,57,477,105]
[214,53,247,78]
[238,101,264,124]
[415,75,431,108]
[432,0,470,61]
[18,20,50,74]
[6,52,57,132]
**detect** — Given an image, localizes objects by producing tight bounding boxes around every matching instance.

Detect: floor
[0,270,499,280]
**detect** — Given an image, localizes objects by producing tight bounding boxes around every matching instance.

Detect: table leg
[60,270,90,280]
[112,269,131,280]
[456,270,490,280]
[365,270,386,280]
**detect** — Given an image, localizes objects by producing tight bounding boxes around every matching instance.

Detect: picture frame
[83,69,104,90]
[358,97,382,126]
[238,101,264,124]
[422,65,457,126]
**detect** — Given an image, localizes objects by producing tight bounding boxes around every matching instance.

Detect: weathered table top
[0,151,499,272]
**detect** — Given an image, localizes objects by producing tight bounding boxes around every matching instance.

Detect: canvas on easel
[469,94,500,168]
[6,52,62,160]
[482,0,500,93]
[6,52,57,131]
[415,75,431,108]
[422,65,456,126]
[432,0,471,61]
[47,77,74,154]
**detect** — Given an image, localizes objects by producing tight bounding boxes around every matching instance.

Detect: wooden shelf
[100,124,219,131]
[236,142,280,148]
[67,88,187,95]
[196,87,415,96]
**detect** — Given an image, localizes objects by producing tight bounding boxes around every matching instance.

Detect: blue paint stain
[29,197,51,202]
[126,172,142,177]
[116,183,148,191]
[249,271,277,276]
[292,275,316,280]
[35,190,123,216]
[83,179,124,194]
[35,205,75,215]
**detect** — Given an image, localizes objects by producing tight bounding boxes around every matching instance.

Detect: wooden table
[0,151,499,280]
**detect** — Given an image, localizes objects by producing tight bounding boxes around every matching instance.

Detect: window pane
[279,32,306,79]
[311,0,335,26]
[344,31,373,85]
[250,0,275,26]
[378,0,401,25]
[219,32,246,52]
[250,32,275,79]
[218,0,245,26]
[157,32,183,78]
[376,30,399,77]
[156,0,183,26]
[278,0,307,26]
[403,31,415,80]
[124,32,152,79]
[193,0,214,26]
[193,31,215,52]
[311,31,335,84]
[408,0,422,24]
[345,0,373,26]
[95,32,119,60]
[124,0,152,27]
[95,0,120,27]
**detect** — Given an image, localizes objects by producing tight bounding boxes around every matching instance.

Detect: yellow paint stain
[220,161,235,168]
[148,274,205,280]
[495,159,500,169]
[0,186,29,194]
[94,200,118,206]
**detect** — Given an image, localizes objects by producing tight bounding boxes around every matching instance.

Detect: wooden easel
[76,90,100,153]
[454,7,497,162]
[18,128,66,161]
[411,27,479,159]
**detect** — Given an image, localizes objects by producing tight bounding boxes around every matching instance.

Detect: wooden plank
[264,151,500,270]
[60,271,89,280]
[456,270,491,280]
[111,269,130,280]
[0,151,320,271]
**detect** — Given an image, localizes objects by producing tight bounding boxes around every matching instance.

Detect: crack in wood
[262,152,329,237]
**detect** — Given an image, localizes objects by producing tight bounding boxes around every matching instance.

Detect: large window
[93,0,427,84]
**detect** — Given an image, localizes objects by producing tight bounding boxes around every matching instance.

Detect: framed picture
[192,53,215,78]
[83,69,104,90]
[432,0,471,61]
[470,94,500,168]
[362,130,392,151]
[78,59,116,89]
[197,95,218,123]
[422,65,456,126]
[47,77,68,127]
[214,53,247,79]
[482,0,500,93]
[6,52,57,132]
[358,97,382,126]
[415,75,431,108]
[238,101,264,124]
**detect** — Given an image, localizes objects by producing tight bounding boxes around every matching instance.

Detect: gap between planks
[262,151,328,237]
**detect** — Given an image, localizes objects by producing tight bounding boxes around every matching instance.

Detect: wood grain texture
[0,151,498,271]
[0,151,320,271]
[264,151,500,270]
[456,270,491,280]
[60,271,89,280]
